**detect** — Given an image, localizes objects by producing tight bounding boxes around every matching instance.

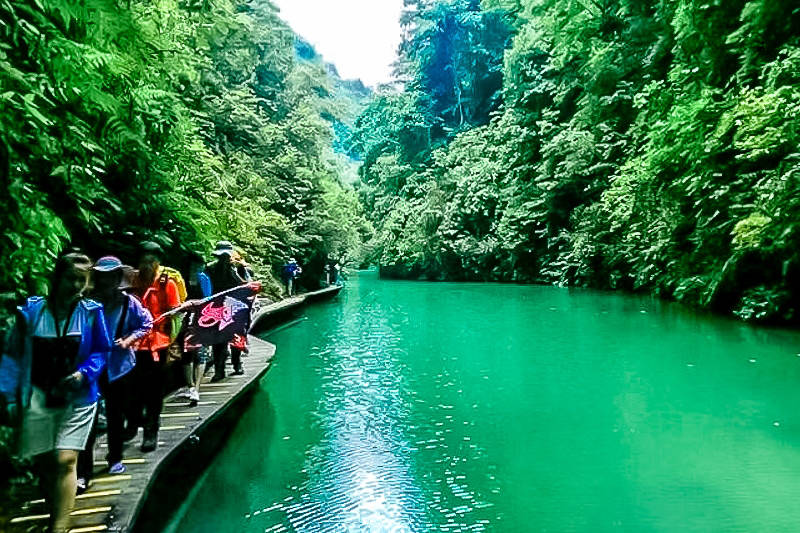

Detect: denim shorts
[182,346,210,365]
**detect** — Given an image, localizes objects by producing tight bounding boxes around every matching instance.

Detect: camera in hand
[31,336,81,408]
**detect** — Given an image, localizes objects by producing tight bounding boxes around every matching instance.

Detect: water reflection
[256,301,425,531]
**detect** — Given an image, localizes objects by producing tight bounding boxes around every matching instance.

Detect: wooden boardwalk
[5,336,276,533]
[250,284,342,333]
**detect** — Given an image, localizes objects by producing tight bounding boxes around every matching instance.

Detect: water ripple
[251,298,499,532]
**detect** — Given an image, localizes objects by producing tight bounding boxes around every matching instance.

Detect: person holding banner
[206,241,247,381]
[230,249,254,357]
[176,252,212,405]
[232,249,254,282]
[131,242,183,452]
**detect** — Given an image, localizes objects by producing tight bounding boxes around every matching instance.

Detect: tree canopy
[353,0,800,322]
[0,0,371,302]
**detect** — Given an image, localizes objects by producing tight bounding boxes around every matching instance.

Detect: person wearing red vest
[130,242,181,452]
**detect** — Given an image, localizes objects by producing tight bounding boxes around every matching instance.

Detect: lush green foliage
[0,0,370,305]
[0,0,373,482]
[354,0,800,322]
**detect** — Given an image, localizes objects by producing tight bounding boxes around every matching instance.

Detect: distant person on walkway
[324,261,341,286]
[281,258,301,296]
[131,242,182,452]
[206,241,247,381]
[77,256,152,486]
[176,252,212,404]
[0,252,111,533]
[333,263,342,285]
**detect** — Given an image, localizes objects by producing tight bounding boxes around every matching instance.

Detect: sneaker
[108,462,127,475]
[174,387,191,399]
[189,388,200,402]
[232,368,244,376]
[76,477,88,495]
[141,434,158,452]
[210,374,226,383]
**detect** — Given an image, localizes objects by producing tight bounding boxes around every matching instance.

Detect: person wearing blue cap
[281,258,302,296]
[76,257,153,488]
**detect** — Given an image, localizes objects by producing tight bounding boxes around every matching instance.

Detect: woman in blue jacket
[76,256,152,487]
[1,252,111,532]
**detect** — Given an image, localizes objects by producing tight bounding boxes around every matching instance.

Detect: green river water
[166,271,800,532]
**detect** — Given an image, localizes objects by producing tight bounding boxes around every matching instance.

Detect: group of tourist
[278,258,340,295]
[0,239,253,533]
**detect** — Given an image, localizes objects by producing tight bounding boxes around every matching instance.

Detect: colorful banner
[184,284,259,347]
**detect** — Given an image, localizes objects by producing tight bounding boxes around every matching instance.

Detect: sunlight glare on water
[166,271,800,532]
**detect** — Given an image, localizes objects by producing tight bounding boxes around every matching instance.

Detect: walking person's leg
[141,350,165,452]
[127,351,152,441]
[121,376,140,442]
[204,356,213,376]
[211,343,228,381]
[193,362,203,388]
[231,347,243,375]
[182,358,193,391]
[51,449,79,532]
[105,373,128,472]
[50,401,96,532]
[183,348,203,404]
[175,350,195,399]
[175,319,192,399]
[75,410,98,492]
[190,347,208,402]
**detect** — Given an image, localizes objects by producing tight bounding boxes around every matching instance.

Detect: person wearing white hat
[131,242,183,452]
[206,241,247,381]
